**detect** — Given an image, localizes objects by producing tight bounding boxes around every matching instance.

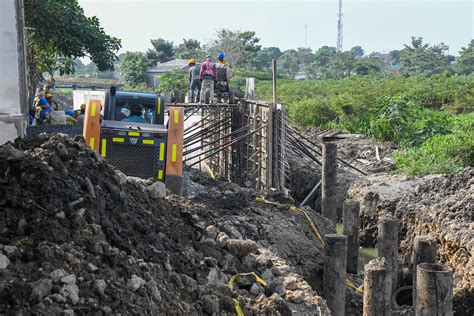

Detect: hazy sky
[79,0,473,55]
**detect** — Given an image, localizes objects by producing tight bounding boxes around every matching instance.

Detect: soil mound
[0,134,332,315]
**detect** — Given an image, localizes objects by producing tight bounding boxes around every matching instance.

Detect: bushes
[255,75,473,175]
[395,113,474,175]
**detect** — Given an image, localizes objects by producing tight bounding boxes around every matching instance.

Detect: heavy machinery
[30,86,185,193]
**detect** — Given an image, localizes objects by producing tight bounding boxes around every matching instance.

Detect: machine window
[114,94,156,124]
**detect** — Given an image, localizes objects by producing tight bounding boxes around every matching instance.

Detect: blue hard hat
[39,98,48,105]
[217,52,225,59]
[65,109,74,116]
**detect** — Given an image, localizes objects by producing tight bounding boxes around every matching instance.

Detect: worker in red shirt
[199,55,217,104]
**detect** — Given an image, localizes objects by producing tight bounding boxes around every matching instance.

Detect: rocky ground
[0,134,342,315]
[347,169,473,315]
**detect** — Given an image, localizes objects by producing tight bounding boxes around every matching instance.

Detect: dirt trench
[347,170,473,315]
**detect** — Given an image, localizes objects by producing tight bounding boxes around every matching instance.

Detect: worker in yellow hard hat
[45,91,59,110]
[188,59,201,103]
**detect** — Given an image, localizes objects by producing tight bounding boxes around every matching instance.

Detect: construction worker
[188,59,201,103]
[199,55,217,104]
[76,103,86,126]
[216,52,232,78]
[36,98,52,124]
[122,103,148,123]
[215,52,232,102]
[45,92,59,110]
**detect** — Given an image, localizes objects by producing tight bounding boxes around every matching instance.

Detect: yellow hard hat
[45,92,52,98]
[188,59,196,65]
[80,103,86,111]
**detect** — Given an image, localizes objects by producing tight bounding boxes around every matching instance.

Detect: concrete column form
[323,234,347,316]
[343,200,360,274]
[363,257,392,316]
[416,263,453,316]
[377,217,400,293]
[413,236,437,307]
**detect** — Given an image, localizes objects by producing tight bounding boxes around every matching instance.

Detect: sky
[79,0,474,56]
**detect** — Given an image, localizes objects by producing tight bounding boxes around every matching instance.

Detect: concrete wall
[73,90,106,111]
[0,0,27,144]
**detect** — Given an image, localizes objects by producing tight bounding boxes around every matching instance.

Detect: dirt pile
[347,169,473,314]
[0,134,333,315]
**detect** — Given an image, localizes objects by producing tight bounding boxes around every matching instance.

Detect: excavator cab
[98,87,168,180]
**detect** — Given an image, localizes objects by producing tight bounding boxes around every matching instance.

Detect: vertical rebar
[322,142,337,225]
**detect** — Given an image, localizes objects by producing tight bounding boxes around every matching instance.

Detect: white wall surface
[0,0,23,116]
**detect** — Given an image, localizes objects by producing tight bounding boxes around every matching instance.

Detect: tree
[208,29,261,68]
[157,70,188,100]
[177,39,205,60]
[253,47,282,69]
[120,52,148,86]
[400,37,454,76]
[279,50,300,77]
[353,57,384,75]
[296,47,316,68]
[24,0,121,103]
[314,46,337,67]
[325,51,356,78]
[389,50,401,66]
[350,46,364,58]
[455,40,474,75]
[146,38,175,66]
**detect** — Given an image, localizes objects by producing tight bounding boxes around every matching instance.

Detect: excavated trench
[347,171,473,315]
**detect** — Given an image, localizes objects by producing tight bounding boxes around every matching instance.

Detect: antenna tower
[337,0,343,52]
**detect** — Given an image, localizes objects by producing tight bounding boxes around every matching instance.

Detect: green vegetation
[24,0,121,103]
[256,75,474,175]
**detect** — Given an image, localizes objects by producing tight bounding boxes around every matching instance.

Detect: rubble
[0,134,332,315]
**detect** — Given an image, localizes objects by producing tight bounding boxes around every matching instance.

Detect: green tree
[350,46,365,58]
[353,57,384,75]
[389,50,401,66]
[455,40,474,75]
[296,47,316,68]
[177,39,205,60]
[325,51,356,78]
[279,50,300,77]
[208,29,261,68]
[157,70,188,101]
[254,47,282,69]
[400,37,454,76]
[24,0,121,103]
[146,38,175,66]
[314,46,337,67]
[120,52,148,86]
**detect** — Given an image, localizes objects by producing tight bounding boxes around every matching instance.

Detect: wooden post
[363,258,392,316]
[377,217,399,293]
[413,236,437,307]
[416,263,453,316]
[322,142,337,225]
[323,234,347,316]
[343,200,360,274]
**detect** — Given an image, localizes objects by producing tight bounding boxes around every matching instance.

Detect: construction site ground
[0,131,472,315]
